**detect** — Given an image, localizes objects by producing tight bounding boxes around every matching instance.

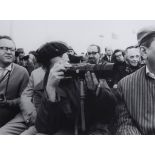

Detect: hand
[47,61,71,89]
[46,60,71,102]
[113,84,118,89]
[85,71,99,92]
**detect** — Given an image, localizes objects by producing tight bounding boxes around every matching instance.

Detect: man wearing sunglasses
[86,44,101,64]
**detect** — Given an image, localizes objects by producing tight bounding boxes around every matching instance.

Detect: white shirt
[0,64,12,78]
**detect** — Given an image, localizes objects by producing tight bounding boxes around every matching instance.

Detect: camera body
[64,62,114,79]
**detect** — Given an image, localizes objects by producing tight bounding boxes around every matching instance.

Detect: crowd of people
[0,26,155,134]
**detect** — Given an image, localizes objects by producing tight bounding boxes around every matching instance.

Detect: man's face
[146,40,155,64]
[115,51,124,62]
[106,48,113,56]
[87,46,100,64]
[125,48,141,67]
[0,39,16,67]
[19,52,25,59]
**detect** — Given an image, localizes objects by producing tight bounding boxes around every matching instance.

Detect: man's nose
[6,49,12,54]
[134,57,139,61]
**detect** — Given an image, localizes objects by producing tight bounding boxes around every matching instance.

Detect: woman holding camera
[35,41,116,135]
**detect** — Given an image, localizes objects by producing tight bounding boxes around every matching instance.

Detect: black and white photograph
[1,0,155,154]
[0,20,155,135]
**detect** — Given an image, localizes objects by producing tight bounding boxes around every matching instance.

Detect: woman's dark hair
[112,49,124,63]
[35,41,69,69]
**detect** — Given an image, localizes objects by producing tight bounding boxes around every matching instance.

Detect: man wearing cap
[115,27,155,134]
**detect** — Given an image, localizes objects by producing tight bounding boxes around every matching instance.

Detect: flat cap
[137,26,155,45]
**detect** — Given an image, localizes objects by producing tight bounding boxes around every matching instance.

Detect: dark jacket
[35,78,116,135]
[113,62,143,85]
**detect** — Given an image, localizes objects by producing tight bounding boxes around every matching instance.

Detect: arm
[85,72,116,134]
[115,83,141,135]
[20,72,37,125]
[35,61,72,134]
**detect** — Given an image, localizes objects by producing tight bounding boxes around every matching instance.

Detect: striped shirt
[116,65,155,134]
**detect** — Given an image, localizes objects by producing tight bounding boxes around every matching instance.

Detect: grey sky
[0,20,155,54]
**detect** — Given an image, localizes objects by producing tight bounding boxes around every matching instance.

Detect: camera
[64,62,114,79]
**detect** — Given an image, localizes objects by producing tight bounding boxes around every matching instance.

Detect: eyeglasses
[87,51,98,55]
[0,47,15,52]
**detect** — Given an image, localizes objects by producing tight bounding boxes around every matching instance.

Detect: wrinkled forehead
[87,46,98,53]
[0,38,15,49]
[126,48,140,56]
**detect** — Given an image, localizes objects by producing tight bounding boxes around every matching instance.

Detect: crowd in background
[0,26,155,135]
[14,43,144,89]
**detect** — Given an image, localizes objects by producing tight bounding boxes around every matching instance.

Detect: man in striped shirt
[116,27,155,134]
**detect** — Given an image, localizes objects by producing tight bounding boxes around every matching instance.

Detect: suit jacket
[102,55,113,63]
[20,67,45,125]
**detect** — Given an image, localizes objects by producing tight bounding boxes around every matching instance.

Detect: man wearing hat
[115,27,155,134]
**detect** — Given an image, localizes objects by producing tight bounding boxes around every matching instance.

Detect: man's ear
[139,46,148,59]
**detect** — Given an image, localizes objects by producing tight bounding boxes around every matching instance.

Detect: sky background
[0,20,155,54]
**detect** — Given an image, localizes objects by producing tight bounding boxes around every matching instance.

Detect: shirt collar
[0,63,12,71]
[146,65,155,79]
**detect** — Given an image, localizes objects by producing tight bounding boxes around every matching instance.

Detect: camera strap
[4,71,11,97]
[0,64,12,99]
[0,70,10,84]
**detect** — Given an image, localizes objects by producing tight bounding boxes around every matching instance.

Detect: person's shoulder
[32,67,44,73]
[12,63,29,76]
[31,67,45,76]
[13,63,27,71]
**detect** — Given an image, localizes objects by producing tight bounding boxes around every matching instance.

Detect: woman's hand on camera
[46,61,71,102]
[47,61,71,88]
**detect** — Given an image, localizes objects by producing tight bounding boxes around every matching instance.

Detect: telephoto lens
[64,62,114,79]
